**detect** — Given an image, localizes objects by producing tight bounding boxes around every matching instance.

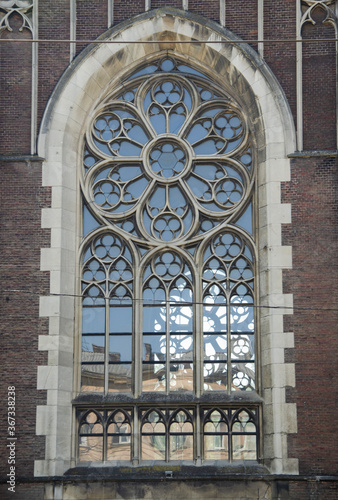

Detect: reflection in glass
[203,362,227,391]
[142,363,166,392]
[79,411,103,461]
[143,335,166,361]
[108,364,132,392]
[169,335,193,361]
[204,433,228,460]
[79,435,103,462]
[142,411,166,461]
[109,335,132,362]
[232,434,257,460]
[231,363,255,391]
[81,364,104,392]
[82,335,105,356]
[143,306,166,332]
[109,306,132,333]
[107,411,131,461]
[230,305,254,333]
[82,306,105,334]
[204,335,227,361]
[203,305,227,333]
[170,412,193,460]
[170,305,193,332]
[169,363,193,391]
[204,410,228,460]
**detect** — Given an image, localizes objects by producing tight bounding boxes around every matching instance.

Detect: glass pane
[170,421,193,433]
[107,420,131,461]
[170,434,193,460]
[108,364,132,392]
[82,335,105,359]
[203,305,227,333]
[143,306,166,333]
[142,363,166,392]
[232,434,257,460]
[204,434,228,460]
[81,364,104,392]
[83,205,100,236]
[230,305,254,333]
[143,335,166,362]
[109,306,132,333]
[82,306,105,334]
[169,335,193,361]
[204,334,227,361]
[231,362,255,391]
[170,305,193,332]
[235,203,253,234]
[109,335,132,362]
[142,435,165,461]
[233,421,256,434]
[107,439,131,461]
[169,363,193,391]
[204,421,228,434]
[79,435,103,461]
[204,362,227,391]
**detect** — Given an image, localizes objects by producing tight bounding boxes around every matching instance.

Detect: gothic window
[77,56,259,464]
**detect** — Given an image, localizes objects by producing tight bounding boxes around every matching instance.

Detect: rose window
[82,57,253,245]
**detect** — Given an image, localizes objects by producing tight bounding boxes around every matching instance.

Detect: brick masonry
[0,160,50,479]
[282,156,338,477]
[0,2,337,499]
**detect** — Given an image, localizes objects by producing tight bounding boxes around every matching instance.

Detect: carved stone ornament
[0,1,33,33]
[301,0,337,27]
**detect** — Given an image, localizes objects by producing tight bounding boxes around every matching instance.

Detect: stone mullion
[195,403,201,464]
[70,0,76,61]
[220,0,226,27]
[132,405,139,464]
[166,289,170,395]
[108,0,114,28]
[32,0,38,154]
[134,265,142,398]
[297,0,303,151]
[104,295,110,394]
[194,262,202,398]
[226,267,232,395]
[258,0,264,57]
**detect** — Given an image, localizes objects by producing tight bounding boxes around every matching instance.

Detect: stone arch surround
[36,8,298,477]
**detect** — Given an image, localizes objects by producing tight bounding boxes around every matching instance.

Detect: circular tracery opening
[146,138,190,180]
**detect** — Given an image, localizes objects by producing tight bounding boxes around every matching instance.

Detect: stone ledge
[0,154,45,162]
[288,150,338,158]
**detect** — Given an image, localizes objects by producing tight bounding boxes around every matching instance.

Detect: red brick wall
[113,0,144,25]
[38,1,70,126]
[282,156,338,476]
[0,14,32,155]
[302,16,336,150]
[226,0,258,50]
[152,0,182,9]
[76,0,108,55]
[189,0,220,24]
[0,160,50,478]
[264,0,297,125]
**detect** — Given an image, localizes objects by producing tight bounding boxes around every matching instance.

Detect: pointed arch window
[77,55,259,464]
